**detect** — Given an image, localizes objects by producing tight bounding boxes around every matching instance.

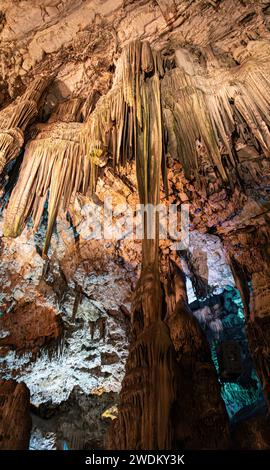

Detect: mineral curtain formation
[1,42,162,257]
[2,40,270,254]
[162,44,270,181]
[0,77,50,175]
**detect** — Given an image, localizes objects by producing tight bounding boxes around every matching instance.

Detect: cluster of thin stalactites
[1,40,270,254]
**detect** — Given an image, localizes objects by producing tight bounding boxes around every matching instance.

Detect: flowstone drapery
[0,77,50,175]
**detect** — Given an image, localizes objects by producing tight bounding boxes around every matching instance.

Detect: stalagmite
[0,380,31,450]
[164,260,230,449]
[224,226,270,413]
[248,270,270,410]
[108,267,176,449]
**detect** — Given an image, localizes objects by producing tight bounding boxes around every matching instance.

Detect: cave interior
[0,0,270,451]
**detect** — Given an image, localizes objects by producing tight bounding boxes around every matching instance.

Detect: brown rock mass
[0,302,62,353]
[0,379,31,450]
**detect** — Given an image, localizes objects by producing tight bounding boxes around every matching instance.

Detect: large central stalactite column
[106,41,230,448]
[107,41,178,450]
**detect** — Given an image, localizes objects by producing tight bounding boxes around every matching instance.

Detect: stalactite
[48,98,83,123]
[0,76,50,175]
[81,38,165,220]
[4,43,270,258]
[3,122,83,254]
[4,41,165,256]
[106,41,175,450]
[162,49,270,185]
[0,128,24,175]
